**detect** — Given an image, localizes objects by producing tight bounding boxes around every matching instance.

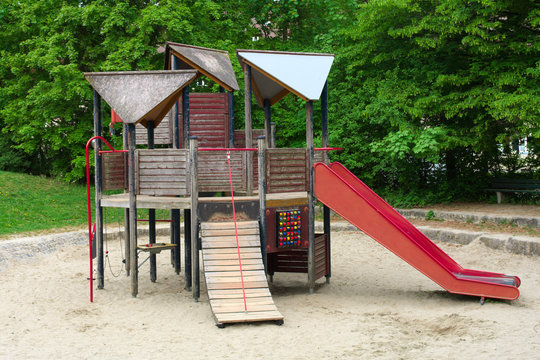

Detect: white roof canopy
[84,70,197,128]
[236,50,334,106]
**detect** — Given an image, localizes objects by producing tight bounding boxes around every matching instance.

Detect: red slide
[314,162,520,301]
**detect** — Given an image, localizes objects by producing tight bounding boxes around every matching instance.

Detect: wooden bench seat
[486,178,540,203]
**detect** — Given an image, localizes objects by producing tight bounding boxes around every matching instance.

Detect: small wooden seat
[136,243,176,254]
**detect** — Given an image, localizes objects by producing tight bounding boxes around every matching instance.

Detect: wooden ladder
[200,220,284,327]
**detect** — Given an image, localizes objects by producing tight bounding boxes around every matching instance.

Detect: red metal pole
[314,147,343,151]
[85,136,122,303]
[198,147,257,152]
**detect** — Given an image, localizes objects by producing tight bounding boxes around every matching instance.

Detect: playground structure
[85,43,520,327]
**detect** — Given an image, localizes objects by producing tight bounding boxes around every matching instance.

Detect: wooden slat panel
[201,228,260,237]
[101,152,126,191]
[201,221,259,230]
[204,258,262,266]
[203,247,261,254]
[215,311,284,323]
[208,288,271,299]
[266,148,308,193]
[136,149,189,196]
[198,151,246,192]
[206,280,270,290]
[205,269,266,278]
[136,113,172,145]
[205,264,264,272]
[179,93,229,148]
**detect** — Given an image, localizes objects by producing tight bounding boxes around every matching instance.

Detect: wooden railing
[135,149,189,196]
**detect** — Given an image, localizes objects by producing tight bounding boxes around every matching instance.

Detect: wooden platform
[100,191,308,210]
[200,221,284,327]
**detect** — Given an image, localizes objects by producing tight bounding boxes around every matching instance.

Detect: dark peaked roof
[165,42,239,92]
[84,70,197,128]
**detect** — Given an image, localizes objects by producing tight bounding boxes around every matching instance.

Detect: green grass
[0,171,94,236]
[0,171,175,237]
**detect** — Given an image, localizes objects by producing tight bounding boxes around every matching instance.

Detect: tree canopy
[0,0,538,204]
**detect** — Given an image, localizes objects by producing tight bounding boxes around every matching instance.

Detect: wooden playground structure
[85,43,520,328]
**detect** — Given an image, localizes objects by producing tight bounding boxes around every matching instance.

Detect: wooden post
[270,122,276,148]
[306,101,315,294]
[123,123,130,276]
[182,86,190,149]
[244,64,253,195]
[321,81,331,283]
[93,90,104,290]
[257,136,267,274]
[173,208,181,274]
[127,123,138,297]
[147,121,157,283]
[190,137,199,301]
[228,91,235,148]
[184,208,191,291]
[264,99,271,149]
[170,55,182,270]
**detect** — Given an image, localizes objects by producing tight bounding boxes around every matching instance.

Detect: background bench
[486,178,540,203]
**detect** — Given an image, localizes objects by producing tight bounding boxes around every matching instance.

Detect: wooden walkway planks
[200,220,284,327]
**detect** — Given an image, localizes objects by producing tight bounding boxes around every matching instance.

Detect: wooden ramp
[200,221,284,327]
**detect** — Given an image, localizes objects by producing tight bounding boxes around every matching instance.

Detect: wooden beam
[190,137,200,301]
[321,81,331,283]
[182,86,190,149]
[93,90,104,290]
[123,123,130,275]
[258,136,267,274]
[147,121,157,283]
[270,122,276,148]
[270,88,290,106]
[172,55,181,149]
[306,101,315,293]
[264,99,271,149]
[184,208,192,291]
[244,64,253,195]
[127,123,138,297]
[228,91,235,148]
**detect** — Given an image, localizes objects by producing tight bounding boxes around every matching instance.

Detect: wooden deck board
[101,192,307,210]
[201,220,283,326]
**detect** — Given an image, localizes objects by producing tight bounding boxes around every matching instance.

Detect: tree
[0,0,255,181]
[329,0,539,204]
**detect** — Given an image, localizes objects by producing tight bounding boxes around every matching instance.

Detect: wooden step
[200,221,284,327]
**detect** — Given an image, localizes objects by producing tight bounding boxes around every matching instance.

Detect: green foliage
[328,0,539,205]
[0,0,538,208]
[425,210,436,221]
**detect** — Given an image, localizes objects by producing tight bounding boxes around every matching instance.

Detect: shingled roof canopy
[164,42,239,92]
[236,50,334,107]
[84,70,197,128]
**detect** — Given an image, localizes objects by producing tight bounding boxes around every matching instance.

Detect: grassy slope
[0,171,95,236]
[0,171,173,237]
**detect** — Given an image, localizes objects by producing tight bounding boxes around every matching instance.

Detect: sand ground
[1,230,538,360]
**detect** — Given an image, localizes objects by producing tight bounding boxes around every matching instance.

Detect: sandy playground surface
[0,230,539,359]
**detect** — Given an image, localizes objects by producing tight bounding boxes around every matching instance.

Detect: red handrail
[197,147,341,152]
[99,150,128,154]
[198,147,258,151]
[85,136,123,303]
[314,147,342,151]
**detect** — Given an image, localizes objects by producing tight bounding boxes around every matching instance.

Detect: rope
[227,151,247,311]
[103,207,124,278]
